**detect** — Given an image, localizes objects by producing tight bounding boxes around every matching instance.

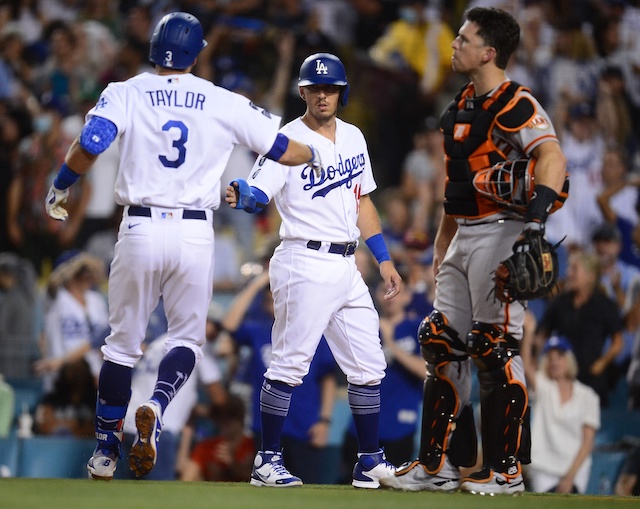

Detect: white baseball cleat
[459,467,525,495]
[379,458,460,492]
[87,448,118,480]
[250,450,303,487]
[352,449,396,489]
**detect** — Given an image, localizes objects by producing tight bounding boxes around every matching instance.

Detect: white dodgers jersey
[87,72,282,210]
[248,117,376,242]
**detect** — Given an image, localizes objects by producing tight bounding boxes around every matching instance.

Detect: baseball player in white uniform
[225,52,403,488]
[43,12,323,481]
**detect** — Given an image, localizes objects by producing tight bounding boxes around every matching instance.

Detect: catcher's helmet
[298,53,349,106]
[149,12,207,70]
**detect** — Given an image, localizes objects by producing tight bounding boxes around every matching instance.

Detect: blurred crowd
[1,0,640,493]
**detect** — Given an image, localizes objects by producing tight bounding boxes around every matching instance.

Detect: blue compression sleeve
[265,133,289,161]
[365,233,391,264]
[53,162,81,190]
[79,116,118,155]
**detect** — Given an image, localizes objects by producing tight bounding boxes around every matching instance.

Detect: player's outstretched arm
[264,133,322,175]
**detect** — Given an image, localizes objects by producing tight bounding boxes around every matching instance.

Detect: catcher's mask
[298,53,349,107]
[473,158,568,215]
[149,12,207,70]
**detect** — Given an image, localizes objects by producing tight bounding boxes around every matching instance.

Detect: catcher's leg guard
[417,310,477,473]
[466,321,530,476]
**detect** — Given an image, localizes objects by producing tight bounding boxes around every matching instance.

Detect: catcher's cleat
[250,450,303,487]
[129,400,162,478]
[352,449,396,489]
[87,447,118,480]
[379,458,460,492]
[459,467,525,496]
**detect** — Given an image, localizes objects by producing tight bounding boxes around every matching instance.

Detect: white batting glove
[308,144,323,178]
[45,185,69,221]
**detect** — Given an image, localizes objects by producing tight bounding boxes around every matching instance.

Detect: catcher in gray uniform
[380,6,568,495]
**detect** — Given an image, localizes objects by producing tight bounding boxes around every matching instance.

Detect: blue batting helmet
[298,53,349,107]
[149,12,207,70]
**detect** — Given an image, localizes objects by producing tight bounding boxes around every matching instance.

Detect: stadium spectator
[545,101,605,249]
[34,251,108,392]
[0,252,40,379]
[399,116,445,238]
[180,394,255,482]
[33,356,96,438]
[6,100,90,276]
[592,222,640,377]
[534,249,624,407]
[522,335,600,494]
[595,147,640,268]
[615,444,640,496]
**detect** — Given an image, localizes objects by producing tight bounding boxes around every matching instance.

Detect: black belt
[306,240,357,256]
[128,206,207,220]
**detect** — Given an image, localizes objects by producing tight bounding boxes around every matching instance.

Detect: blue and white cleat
[129,400,162,478]
[250,450,303,487]
[352,449,396,488]
[87,447,118,480]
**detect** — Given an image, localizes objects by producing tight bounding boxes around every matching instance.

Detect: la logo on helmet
[315,60,328,75]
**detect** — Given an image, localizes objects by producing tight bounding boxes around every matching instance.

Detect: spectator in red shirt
[180,394,255,482]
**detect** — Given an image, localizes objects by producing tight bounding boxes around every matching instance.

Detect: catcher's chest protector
[441,81,534,218]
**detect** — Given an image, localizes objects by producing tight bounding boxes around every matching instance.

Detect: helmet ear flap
[340,84,349,107]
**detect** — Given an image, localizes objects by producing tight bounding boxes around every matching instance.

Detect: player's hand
[45,185,69,221]
[308,144,323,178]
[380,261,402,300]
[225,183,239,208]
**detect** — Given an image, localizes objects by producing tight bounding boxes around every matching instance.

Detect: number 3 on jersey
[159,120,188,168]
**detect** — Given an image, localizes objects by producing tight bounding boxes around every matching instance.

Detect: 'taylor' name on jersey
[145,89,206,110]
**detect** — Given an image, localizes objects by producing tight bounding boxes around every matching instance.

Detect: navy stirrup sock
[348,383,381,453]
[152,346,196,413]
[95,361,133,452]
[260,378,294,452]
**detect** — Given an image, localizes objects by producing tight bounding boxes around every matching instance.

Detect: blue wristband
[53,162,81,190]
[365,233,391,264]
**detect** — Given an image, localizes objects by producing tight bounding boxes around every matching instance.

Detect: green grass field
[2,479,639,509]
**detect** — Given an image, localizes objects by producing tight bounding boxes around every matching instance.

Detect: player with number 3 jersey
[44,12,324,481]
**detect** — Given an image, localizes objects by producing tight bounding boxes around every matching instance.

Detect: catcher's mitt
[494,228,559,303]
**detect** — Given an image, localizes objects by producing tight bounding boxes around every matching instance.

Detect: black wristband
[524,184,559,224]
